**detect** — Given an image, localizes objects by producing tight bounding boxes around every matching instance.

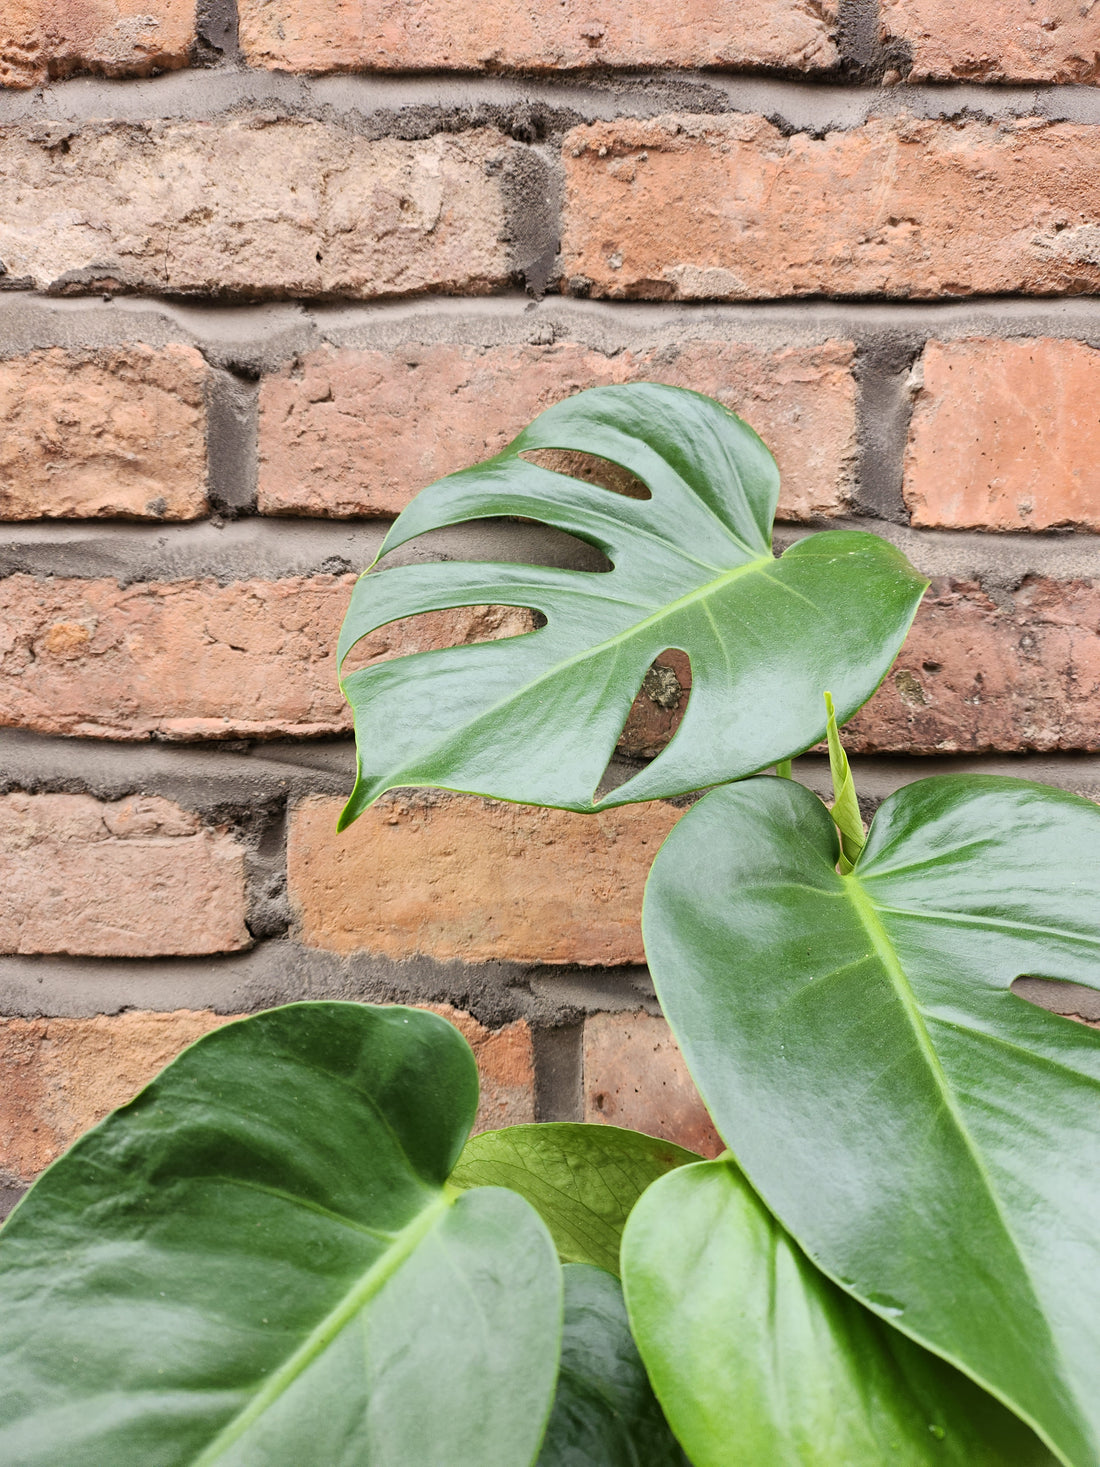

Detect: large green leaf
[622,1159,1056,1467]
[538,1264,689,1466]
[451,1122,698,1275]
[643,775,1100,1467]
[337,383,927,821]
[0,1003,562,1467]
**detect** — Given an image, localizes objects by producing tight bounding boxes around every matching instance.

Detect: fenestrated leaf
[621,1159,1056,1467]
[0,1003,562,1467]
[642,775,1100,1467]
[451,1122,699,1275]
[537,1264,689,1467]
[337,383,927,821]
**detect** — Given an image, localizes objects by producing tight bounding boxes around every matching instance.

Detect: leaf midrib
[190,1189,453,1465]
[842,875,1074,1444]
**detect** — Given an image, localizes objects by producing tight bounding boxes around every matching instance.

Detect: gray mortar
[193,0,241,68]
[0,943,658,1028]
[533,1023,584,1122]
[0,1185,25,1222]
[500,144,562,298]
[5,68,1100,133]
[206,368,258,515]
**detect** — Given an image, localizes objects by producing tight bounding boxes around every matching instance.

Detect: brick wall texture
[2,0,1100,1200]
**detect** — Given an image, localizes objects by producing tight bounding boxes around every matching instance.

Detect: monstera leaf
[0,1004,562,1467]
[338,384,927,821]
[643,775,1100,1467]
[452,1122,698,1275]
[538,1264,689,1466]
[622,1159,1056,1467]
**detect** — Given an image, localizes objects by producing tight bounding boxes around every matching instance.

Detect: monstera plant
[2,384,1098,1467]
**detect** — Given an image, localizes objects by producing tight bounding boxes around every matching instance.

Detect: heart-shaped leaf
[643,775,1100,1467]
[538,1264,689,1466]
[622,1159,1056,1467]
[451,1123,699,1276]
[337,384,927,822]
[0,1003,562,1467]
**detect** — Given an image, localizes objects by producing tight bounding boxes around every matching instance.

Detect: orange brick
[848,577,1100,755]
[429,1004,535,1134]
[288,793,683,965]
[0,120,515,299]
[0,575,527,740]
[882,0,1100,83]
[0,1004,532,1186]
[0,793,250,957]
[238,0,837,74]
[561,114,1100,301]
[0,0,196,88]
[905,338,1100,532]
[583,1011,722,1157]
[0,345,208,521]
[258,340,857,523]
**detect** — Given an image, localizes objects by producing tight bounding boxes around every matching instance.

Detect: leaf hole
[594,649,693,800]
[1010,976,1100,1028]
[521,448,652,500]
[341,605,539,677]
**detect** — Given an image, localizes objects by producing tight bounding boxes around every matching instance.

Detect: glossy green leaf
[824,688,864,872]
[451,1122,699,1275]
[643,775,1100,1467]
[337,383,927,821]
[622,1160,1056,1467]
[0,1003,562,1467]
[538,1264,689,1466]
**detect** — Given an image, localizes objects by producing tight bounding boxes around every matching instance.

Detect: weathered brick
[0,795,249,957]
[561,114,1100,301]
[848,577,1100,755]
[0,119,515,299]
[905,338,1100,532]
[882,0,1100,84]
[239,0,837,74]
[288,792,682,964]
[0,0,196,89]
[0,345,208,521]
[429,1004,536,1133]
[583,1011,722,1157]
[0,575,528,740]
[258,340,856,522]
[0,1004,531,1185]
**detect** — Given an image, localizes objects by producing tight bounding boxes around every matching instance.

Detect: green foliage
[642,774,1100,1465]
[622,1160,1056,1466]
[0,1005,562,1467]
[2,382,1098,1467]
[337,383,927,823]
[451,1123,698,1275]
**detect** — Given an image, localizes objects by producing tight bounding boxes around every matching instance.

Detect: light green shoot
[824,691,864,875]
[775,759,792,779]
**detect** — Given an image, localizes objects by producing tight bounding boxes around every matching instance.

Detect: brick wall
[3,0,1100,1213]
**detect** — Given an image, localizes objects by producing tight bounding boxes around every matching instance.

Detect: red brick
[0,345,208,521]
[882,0,1100,84]
[288,792,683,965]
[0,575,528,740]
[583,1011,722,1157]
[561,113,1100,301]
[905,338,1100,532]
[0,793,250,957]
[0,0,196,88]
[848,577,1100,755]
[238,0,837,74]
[0,1004,532,1186]
[258,340,857,523]
[0,120,514,299]
[429,1004,535,1133]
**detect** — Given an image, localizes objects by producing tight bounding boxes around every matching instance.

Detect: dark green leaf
[622,1159,1056,1467]
[337,383,927,821]
[538,1264,689,1467]
[0,1003,562,1467]
[451,1122,698,1275]
[643,776,1100,1467]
